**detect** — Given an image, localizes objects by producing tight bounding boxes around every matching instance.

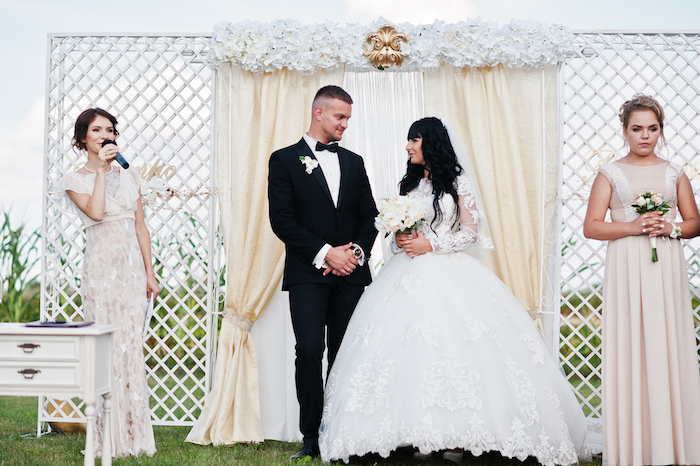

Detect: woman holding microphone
[59,108,159,458]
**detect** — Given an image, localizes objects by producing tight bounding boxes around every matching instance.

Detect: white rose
[207,19,572,72]
[636,196,646,207]
[652,195,663,206]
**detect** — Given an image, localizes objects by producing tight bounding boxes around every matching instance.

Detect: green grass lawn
[0,396,602,466]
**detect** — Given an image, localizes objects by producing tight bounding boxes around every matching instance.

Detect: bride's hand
[403,232,432,257]
[395,232,412,249]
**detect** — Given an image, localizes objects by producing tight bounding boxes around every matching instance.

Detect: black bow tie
[316,141,339,153]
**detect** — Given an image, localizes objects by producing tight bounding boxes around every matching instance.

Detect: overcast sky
[1,0,699,230]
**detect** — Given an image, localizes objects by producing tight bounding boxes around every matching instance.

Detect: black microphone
[101,139,130,169]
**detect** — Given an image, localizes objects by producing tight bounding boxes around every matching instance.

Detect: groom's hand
[323,243,358,276]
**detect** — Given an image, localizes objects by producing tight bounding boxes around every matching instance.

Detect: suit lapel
[295,139,333,205]
[336,149,349,209]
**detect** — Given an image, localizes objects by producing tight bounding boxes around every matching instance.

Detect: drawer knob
[18,369,41,379]
[17,343,41,353]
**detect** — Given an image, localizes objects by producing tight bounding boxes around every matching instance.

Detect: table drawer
[0,335,80,362]
[0,362,81,389]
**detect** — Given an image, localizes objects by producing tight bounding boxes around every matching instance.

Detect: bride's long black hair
[399,117,463,228]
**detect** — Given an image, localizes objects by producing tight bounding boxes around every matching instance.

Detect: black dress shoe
[290,444,320,459]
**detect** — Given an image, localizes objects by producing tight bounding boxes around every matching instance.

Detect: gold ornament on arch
[363,25,409,69]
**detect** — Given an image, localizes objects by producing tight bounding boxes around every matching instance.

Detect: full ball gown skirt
[599,161,700,466]
[83,218,156,457]
[319,251,590,465]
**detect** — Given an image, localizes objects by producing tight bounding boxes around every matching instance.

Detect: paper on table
[25,320,94,328]
[143,295,155,339]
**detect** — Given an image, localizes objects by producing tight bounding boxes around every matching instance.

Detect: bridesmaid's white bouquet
[631,191,671,262]
[375,194,425,238]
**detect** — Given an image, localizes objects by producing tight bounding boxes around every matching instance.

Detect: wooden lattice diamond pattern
[41,35,218,427]
[39,31,700,430]
[560,32,700,418]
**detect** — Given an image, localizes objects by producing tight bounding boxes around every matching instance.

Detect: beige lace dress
[599,160,700,465]
[60,165,156,457]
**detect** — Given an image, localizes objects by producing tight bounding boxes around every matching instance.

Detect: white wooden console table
[0,323,119,466]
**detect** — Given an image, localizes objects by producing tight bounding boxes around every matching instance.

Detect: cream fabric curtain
[342,71,425,268]
[186,63,344,445]
[424,64,558,326]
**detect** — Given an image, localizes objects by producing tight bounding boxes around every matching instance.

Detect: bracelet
[670,222,682,239]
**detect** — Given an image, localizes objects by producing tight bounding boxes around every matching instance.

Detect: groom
[268,85,378,459]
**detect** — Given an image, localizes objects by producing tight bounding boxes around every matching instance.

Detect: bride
[318,118,591,464]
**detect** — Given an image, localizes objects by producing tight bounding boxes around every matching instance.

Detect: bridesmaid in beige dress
[584,94,700,465]
[60,108,160,458]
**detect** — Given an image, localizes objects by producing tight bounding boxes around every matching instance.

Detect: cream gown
[60,166,156,457]
[599,160,700,465]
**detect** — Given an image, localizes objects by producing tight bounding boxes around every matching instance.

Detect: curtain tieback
[526,307,541,320]
[224,308,254,332]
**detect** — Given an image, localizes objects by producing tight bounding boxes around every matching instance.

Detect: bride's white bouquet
[375,194,425,238]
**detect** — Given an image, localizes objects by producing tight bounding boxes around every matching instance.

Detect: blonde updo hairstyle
[619,94,666,152]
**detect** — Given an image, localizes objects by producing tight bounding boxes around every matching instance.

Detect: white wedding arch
[39,23,700,442]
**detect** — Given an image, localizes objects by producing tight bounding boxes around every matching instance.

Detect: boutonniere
[299,155,319,174]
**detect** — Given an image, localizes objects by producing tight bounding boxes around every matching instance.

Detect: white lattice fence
[41,34,219,427]
[559,31,700,418]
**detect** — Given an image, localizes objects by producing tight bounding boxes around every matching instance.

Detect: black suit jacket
[268,138,378,290]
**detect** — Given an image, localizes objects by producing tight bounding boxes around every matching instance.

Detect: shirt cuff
[313,244,332,269]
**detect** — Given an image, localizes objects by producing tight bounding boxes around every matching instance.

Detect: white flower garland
[208,18,572,72]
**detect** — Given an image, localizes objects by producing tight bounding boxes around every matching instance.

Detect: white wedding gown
[319,176,590,465]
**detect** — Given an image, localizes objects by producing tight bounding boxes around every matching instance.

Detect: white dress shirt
[303,133,341,205]
[302,134,366,271]
[304,134,340,269]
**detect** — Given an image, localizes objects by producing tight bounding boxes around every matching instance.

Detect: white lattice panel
[559,31,700,418]
[41,34,219,426]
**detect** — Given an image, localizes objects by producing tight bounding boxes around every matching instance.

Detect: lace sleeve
[389,235,402,254]
[429,177,479,254]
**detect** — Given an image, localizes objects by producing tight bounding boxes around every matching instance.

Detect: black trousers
[288,280,364,447]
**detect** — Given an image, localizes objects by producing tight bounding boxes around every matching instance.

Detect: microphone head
[100,139,129,169]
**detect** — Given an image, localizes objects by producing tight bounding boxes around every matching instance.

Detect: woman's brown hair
[619,94,666,148]
[72,108,119,152]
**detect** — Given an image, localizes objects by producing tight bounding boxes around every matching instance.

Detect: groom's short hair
[312,85,353,109]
